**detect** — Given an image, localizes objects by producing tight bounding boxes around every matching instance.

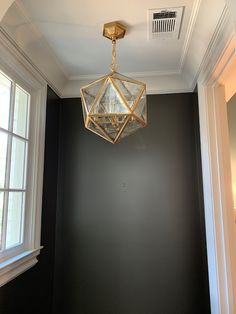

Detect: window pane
[13,86,29,138]
[0,131,8,188]
[0,192,3,249]
[6,192,24,248]
[0,71,11,130]
[10,137,27,189]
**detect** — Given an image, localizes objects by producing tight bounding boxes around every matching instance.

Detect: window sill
[0,247,42,287]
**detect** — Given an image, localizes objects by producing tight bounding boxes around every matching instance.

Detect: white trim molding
[186,4,233,92]
[0,23,47,286]
[198,30,236,313]
[0,248,42,287]
[62,72,190,98]
[0,1,67,97]
[225,0,236,34]
[178,0,202,71]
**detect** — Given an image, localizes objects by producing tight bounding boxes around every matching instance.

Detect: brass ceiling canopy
[80,21,147,144]
[103,21,126,40]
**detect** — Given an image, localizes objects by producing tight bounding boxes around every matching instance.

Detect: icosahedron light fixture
[80,21,147,144]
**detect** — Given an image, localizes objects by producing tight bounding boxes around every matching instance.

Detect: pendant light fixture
[80,21,147,144]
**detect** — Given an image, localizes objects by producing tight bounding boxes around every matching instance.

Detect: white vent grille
[153,18,176,33]
[148,7,184,40]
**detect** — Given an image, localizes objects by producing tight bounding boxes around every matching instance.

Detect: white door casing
[198,12,236,313]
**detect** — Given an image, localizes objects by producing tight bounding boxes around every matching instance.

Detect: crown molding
[0,0,68,97]
[181,1,231,91]
[0,26,63,97]
[62,73,191,98]
[14,1,70,79]
[69,69,181,81]
[178,0,202,71]
[189,4,234,91]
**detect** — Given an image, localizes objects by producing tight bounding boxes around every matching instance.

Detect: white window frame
[0,30,47,286]
[0,75,30,260]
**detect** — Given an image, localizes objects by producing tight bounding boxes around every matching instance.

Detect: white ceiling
[20,0,196,78]
[0,0,231,96]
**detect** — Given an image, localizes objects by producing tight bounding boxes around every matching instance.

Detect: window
[0,34,47,286]
[0,71,30,257]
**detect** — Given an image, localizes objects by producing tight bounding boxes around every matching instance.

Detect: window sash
[0,71,30,256]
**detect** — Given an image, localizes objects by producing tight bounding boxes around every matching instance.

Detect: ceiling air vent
[148,7,184,40]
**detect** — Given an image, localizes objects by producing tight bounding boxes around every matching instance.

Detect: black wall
[0,91,210,314]
[0,87,60,314]
[53,94,210,314]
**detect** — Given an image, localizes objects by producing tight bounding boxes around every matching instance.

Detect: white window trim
[0,28,47,286]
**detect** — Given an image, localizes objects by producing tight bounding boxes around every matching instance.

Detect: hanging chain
[110,39,117,73]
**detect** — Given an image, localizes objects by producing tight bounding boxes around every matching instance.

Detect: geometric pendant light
[80,21,147,144]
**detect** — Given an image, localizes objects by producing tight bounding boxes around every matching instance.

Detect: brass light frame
[80,21,147,144]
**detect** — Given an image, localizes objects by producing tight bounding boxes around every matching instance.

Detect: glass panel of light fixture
[87,119,108,139]
[82,78,107,113]
[98,116,119,140]
[105,115,127,140]
[92,80,129,115]
[112,72,139,83]
[134,91,147,122]
[120,117,143,139]
[112,78,143,109]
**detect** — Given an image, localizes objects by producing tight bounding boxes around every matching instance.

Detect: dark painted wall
[0,87,60,314]
[54,94,210,314]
